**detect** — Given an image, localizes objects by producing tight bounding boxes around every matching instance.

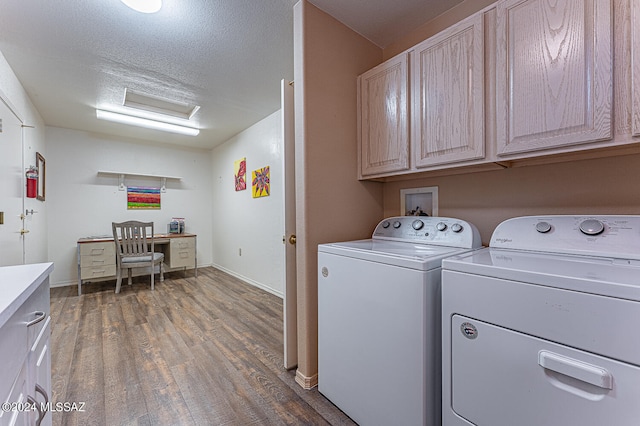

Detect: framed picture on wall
[36,152,46,201]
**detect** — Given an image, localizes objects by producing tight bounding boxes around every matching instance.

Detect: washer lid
[443,248,640,302]
[319,239,475,271]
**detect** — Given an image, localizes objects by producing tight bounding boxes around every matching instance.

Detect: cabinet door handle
[36,383,49,404]
[26,311,46,327]
[27,395,45,426]
[538,350,613,389]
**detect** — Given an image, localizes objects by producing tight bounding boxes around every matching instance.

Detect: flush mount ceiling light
[120,0,162,14]
[96,109,200,136]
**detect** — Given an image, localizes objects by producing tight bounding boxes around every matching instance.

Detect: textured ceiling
[0,0,462,150]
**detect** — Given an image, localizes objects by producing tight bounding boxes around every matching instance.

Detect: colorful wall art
[252,166,270,198]
[234,157,247,191]
[127,186,161,209]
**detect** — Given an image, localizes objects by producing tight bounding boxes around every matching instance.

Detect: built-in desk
[77,233,197,295]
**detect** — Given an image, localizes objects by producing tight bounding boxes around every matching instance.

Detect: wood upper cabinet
[358,53,410,177]
[412,12,485,168]
[631,0,640,136]
[496,0,613,156]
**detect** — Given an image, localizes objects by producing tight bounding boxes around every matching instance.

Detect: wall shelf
[97,170,182,192]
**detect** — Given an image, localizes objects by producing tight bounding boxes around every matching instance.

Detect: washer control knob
[393,221,401,229]
[451,223,463,233]
[579,219,605,236]
[535,221,552,233]
[382,221,390,229]
[412,220,424,230]
[436,222,447,231]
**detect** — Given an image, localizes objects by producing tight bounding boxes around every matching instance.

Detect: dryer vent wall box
[318,216,481,426]
[441,215,640,426]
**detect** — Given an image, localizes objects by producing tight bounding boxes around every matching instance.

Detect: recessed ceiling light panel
[120,0,162,14]
[123,88,200,120]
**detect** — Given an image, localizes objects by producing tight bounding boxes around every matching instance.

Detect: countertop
[0,262,54,329]
[78,233,196,243]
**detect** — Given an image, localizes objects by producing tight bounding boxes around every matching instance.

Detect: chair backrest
[112,221,155,258]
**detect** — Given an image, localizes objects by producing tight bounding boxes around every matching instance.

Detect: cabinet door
[412,12,485,168]
[358,53,409,177]
[29,318,51,426]
[496,0,612,156]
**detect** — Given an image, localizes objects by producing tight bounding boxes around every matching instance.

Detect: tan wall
[383,0,498,59]
[293,0,384,386]
[383,154,640,245]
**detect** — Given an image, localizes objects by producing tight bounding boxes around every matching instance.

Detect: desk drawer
[168,237,196,268]
[170,238,195,250]
[79,242,115,261]
[80,265,117,280]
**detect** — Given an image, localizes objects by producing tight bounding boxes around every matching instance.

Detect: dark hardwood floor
[49,267,355,426]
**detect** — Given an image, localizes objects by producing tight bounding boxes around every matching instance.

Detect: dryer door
[450,315,640,426]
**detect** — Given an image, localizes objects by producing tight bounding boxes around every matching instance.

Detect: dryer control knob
[412,220,424,230]
[579,219,605,236]
[451,223,463,233]
[393,221,401,229]
[535,221,552,233]
[382,221,390,229]
[436,222,447,231]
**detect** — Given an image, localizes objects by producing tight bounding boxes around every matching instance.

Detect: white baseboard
[211,263,283,299]
[50,263,213,289]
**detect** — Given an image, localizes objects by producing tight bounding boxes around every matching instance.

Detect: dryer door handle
[538,350,613,389]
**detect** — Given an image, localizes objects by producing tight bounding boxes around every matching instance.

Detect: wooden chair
[112,221,164,293]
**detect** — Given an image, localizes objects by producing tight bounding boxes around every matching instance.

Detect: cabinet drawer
[170,237,195,250]
[0,311,27,409]
[80,265,117,280]
[0,362,28,425]
[79,242,115,261]
[169,237,196,268]
[169,248,195,268]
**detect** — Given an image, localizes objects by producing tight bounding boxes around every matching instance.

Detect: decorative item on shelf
[25,166,38,199]
[252,166,270,198]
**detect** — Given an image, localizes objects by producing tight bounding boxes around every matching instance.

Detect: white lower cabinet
[0,264,53,426]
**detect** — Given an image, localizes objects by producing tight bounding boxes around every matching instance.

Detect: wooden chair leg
[160,262,165,282]
[115,269,122,294]
[127,269,133,286]
[151,264,155,291]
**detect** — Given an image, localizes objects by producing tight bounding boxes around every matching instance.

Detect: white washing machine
[441,215,640,426]
[318,216,482,426]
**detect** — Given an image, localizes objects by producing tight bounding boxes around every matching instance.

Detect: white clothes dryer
[318,216,481,426]
[441,215,640,426]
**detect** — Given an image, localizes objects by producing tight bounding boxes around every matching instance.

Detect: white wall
[45,126,213,287]
[0,52,48,265]
[211,110,284,297]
